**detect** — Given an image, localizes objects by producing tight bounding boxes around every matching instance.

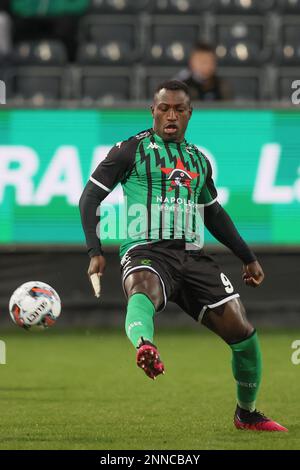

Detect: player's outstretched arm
[204,202,265,287]
[79,139,136,297]
[79,181,108,297]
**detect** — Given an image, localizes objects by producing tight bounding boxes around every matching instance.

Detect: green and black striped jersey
[90,129,218,258]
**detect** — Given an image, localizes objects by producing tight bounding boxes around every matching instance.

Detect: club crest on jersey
[160,159,199,194]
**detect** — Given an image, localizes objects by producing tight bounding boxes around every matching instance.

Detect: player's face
[151,89,192,142]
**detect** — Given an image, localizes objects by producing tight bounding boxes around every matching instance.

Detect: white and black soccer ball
[9,281,61,329]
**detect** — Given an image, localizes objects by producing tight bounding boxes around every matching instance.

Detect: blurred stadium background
[2,0,300,101]
[0,0,300,451]
[0,0,299,329]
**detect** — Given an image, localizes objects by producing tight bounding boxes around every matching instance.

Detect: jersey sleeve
[198,156,218,206]
[90,139,137,194]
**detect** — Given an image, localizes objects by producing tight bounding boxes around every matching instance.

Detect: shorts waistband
[148,239,203,253]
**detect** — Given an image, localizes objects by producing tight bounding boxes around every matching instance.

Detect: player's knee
[128,284,161,311]
[217,299,254,343]
[226,321,254,344]
[125,273,163,311]
[233,303,254,342]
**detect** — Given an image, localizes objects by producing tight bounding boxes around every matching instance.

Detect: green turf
[0,328,299,450]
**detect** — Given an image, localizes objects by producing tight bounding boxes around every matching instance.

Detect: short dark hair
[191,42,215,55]
[154,79,191,100]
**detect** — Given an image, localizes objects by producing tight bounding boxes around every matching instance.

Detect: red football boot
[136,338,165,380]
[234,405,288,432]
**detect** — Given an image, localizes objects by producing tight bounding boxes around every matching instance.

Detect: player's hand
[242,261,264,288]
[87,255,106,298]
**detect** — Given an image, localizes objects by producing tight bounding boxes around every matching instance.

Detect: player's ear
[189,106,193,119]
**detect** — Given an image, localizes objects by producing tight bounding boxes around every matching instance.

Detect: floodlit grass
[0,328,299,450]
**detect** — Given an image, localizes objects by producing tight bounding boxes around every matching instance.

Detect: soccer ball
[9,281,61,329]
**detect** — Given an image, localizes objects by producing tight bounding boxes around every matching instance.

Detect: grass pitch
[0,328,299,450]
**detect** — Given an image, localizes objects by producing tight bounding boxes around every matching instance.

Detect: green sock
[230,330,262,412]
[125,293,155,348]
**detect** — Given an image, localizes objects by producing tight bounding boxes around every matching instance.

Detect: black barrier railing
[1,101,300,109]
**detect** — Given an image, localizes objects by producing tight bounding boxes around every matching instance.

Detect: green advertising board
[0,109,299,246]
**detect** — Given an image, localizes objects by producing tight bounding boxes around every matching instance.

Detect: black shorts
[120,240,240,322]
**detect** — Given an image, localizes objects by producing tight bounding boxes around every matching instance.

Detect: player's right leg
[124,270,165,380]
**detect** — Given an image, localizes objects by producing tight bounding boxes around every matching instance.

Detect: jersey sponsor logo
[160,158,199,194]
[156,195,196,206]
[147,142,162,150]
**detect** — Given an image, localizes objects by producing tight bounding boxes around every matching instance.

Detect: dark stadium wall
[0,249,299,328]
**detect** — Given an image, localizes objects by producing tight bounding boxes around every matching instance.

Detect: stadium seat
[150,0,214,14]
[144,17,202,65]
[218,68,261,100]
[215,19,269,65]
[143,67,182,98]
[79,16,139,64]
[78,67,132,102]
[280,0,300,13]
[0,66,12,101]
[12,67,66,102]
[215,0,277,14]
[278,71,300,101]
[278,23,300,64]
[89,0,150,13]
[77,41,135,65]
[279,76,295,100]
[0,12,12,61]
[13,40,67,65]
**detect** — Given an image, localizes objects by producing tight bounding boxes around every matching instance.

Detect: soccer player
[79,80,287,432]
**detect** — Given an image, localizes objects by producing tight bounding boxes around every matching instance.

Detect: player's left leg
[202,298,260,412]
[202,298,288,431]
